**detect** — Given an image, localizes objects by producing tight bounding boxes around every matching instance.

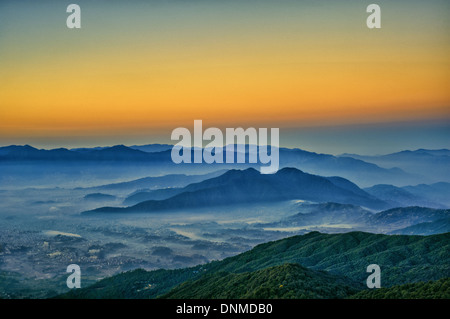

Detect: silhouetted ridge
[84,167,388,214]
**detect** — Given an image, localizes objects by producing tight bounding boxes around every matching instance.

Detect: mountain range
[259,203,450,235]
[75,170,227,194]
[83,167,388,214]
[362,182,450,209]
[341,149,450,184]
[2,144,445,187]
[0,144,162,162]
[388,217,450,236]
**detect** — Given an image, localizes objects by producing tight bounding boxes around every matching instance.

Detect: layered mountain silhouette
[364,184,446,209]
[402,182,450,207]
[266,202,373,228]
[279,148,417,186]
[77,170,227,193]
[260,202,450,234]
[0,144,168,162]
[388,217,450,236]
[123,167,404,207]
[128,144,173,153]
[341,149,450,184]
[123,188,182,205]
[0,144,425,187]
[83,167,388,214]
[369,206,450,230]
[83,193,116,201]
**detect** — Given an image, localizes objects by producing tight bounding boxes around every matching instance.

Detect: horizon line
[0,143,448,157]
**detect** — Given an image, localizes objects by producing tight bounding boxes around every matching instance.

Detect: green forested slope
[161,263,361,299]
[57,231,450,299]
[203,231,449,286]
[351,277,450,299]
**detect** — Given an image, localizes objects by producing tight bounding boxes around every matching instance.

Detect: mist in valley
[0,145,449,298]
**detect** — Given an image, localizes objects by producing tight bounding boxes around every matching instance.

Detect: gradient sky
[0,0,449,154]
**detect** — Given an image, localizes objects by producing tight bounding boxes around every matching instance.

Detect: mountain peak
[97,145,148,155]
[222,167,260,177]
[276,167,305,175]
[108,145,130,150]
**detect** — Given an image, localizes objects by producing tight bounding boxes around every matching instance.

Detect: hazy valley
[0,144,449,298]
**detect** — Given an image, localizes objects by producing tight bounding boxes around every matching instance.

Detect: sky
[0,0,449,154]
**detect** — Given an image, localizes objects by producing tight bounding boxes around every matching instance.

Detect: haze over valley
[0,144,449,298]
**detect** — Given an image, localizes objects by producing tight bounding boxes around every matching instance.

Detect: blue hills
[0,144,166,161]
[364,182,450,208]
[83,167,388,214]
[258,202,450,234]
[341,148,450,184]
[0,144,439,187]
[77,170,228,193]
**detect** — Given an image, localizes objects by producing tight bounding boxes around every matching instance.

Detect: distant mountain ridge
[280,148,417,186]
[364,184,446,209]
[83,193,116,201]
[266,202,373,229]
[369,206,450,231]
[0,144,426,187]
[128,144,173,153]
[83,167,388,214]
[364,182,450,208]
[341,148,450,159]
[0,144,161,161]
[403,182,450,207]
[260,203,450,235]
[124,173,376,206]
[388,217,450,236]
[76,170,228,193]
[341,148,450,184]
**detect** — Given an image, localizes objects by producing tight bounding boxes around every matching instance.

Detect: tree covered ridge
[350,277,450,299]
[56,231,450,299]
[203,231,450,286]
[161,263,362,299]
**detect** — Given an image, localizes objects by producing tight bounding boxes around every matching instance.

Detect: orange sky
[0,0,449,142]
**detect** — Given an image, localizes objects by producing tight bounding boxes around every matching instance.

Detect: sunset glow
[0,0,449,150]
